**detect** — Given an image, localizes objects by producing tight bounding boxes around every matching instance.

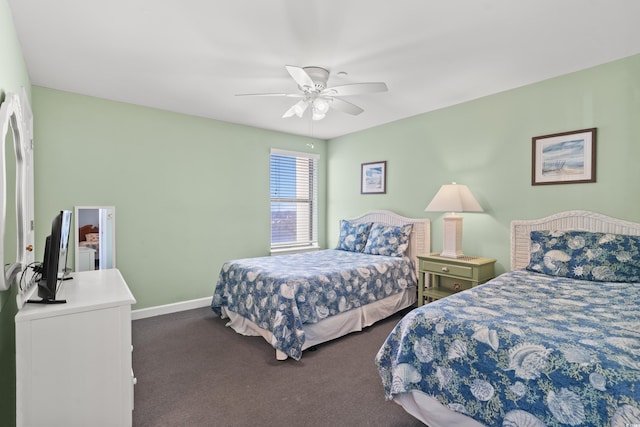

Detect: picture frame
[532,128,596,186]
[361,161,387,194]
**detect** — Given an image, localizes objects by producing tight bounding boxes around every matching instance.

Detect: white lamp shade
[425,183,482,258]
[424,183,483,213]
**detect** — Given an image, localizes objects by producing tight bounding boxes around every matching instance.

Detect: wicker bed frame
[511,210,640,270]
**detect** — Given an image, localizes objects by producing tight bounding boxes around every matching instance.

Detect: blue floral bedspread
[376,269,640,426]
[211,249,416,360]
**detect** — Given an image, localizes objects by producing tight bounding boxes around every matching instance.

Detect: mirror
[3,119,18,286]
[0,89,34,292]
[74,206,116,271]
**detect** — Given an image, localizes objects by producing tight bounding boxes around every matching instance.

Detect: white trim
[270,245,320,256]
[131,296,211,320]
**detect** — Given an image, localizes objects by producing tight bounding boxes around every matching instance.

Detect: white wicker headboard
[349,210,430,275]
[511,210,640,270]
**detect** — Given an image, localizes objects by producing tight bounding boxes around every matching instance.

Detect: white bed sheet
[221,287,416,360]
[394,391,486,427]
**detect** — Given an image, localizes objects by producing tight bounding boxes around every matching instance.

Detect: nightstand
[417,253,496,306]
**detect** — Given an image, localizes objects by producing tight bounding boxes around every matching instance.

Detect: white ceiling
[8,0,640,140]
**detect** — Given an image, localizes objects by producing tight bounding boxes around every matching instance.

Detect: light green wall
[32,87,326,309]
[327,54,640,274]
[0,0,31,424]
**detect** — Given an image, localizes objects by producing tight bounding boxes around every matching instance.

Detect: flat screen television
[28,210,72,304]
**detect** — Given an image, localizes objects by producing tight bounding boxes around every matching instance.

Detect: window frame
[269,148,319,253]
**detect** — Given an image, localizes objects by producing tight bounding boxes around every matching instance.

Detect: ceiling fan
[236,65,388,121]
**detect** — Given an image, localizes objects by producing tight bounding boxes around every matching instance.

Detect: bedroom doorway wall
[74,206,116,272]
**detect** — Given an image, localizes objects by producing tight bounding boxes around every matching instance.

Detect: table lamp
[424,182,483,258]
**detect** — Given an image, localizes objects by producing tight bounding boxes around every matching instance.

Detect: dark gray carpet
[132,306,425,426]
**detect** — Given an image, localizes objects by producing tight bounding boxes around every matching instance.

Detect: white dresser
[78,246,97,271]
[15,269,136,427]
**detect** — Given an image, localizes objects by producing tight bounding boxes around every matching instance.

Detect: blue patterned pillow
[336,220,373,252]
[527,230,640,282]
[362,223,413,257]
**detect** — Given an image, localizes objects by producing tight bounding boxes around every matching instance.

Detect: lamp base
[440,215,465,258]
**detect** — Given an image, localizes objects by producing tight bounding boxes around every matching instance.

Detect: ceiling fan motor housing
[237,64,385,120]
[302,66,329,91]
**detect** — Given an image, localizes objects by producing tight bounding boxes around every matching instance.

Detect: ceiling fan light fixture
[314,98,330,113]
[293,101,308,117]
[312,98,330,120]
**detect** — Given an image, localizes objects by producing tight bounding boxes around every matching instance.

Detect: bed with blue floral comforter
[376,269,640,426]
[212,249,416,360]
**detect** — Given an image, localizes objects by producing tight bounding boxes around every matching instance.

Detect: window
[270,149,319,251]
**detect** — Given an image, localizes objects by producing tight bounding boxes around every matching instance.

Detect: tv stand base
[26,299,67,304]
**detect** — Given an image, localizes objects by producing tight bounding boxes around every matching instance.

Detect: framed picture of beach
[361,161,387,194]
[532,128,597,185]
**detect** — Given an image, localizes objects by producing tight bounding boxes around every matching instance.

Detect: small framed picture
[532,128,596,185]
[361,161,387,194]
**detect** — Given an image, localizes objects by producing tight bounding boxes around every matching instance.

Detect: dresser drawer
[420,260,473,279]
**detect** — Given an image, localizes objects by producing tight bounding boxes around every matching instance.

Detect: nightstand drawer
[420,260,473,279]
[417,254,496,306]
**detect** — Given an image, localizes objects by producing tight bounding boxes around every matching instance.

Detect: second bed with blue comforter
[376,269,640,426]
[212,249,416,360]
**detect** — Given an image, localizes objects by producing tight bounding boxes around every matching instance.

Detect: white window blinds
[270,149,319,250]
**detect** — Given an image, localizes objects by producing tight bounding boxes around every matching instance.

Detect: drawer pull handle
[441,267,449,272]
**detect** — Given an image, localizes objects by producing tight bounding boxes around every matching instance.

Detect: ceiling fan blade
[235,93,302,97]
[323,82,388,97]
[329,98,364,116]
[282,100,309,118]
[285,65,315,89]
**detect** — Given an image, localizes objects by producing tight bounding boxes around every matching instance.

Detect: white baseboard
[131,296,211,320]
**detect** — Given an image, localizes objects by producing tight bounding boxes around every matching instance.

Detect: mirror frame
[74,205,116,272]
[0,89,35,292]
